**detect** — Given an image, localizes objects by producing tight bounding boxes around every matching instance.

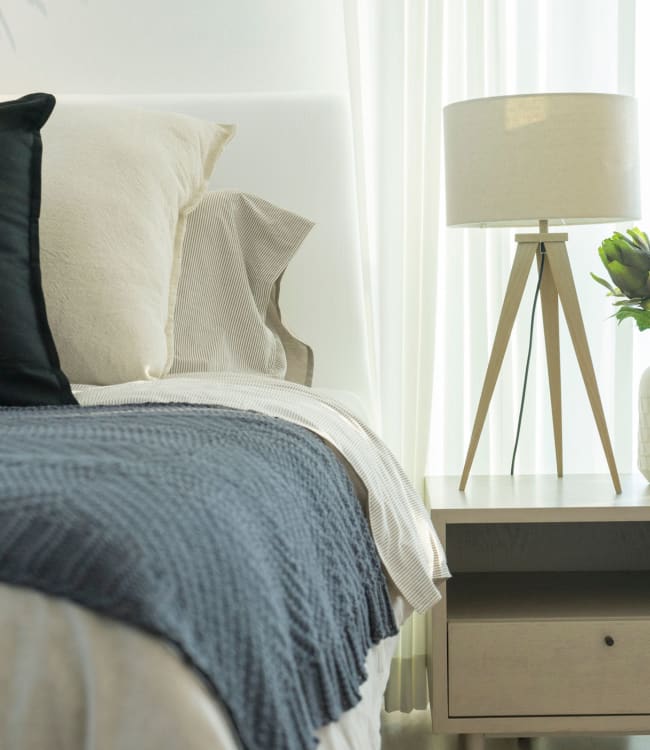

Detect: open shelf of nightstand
[447,571,650,621]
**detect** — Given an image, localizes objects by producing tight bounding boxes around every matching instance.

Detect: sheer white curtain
[344,0,640,713]
[343,0,445,711]
[429,0,639,482]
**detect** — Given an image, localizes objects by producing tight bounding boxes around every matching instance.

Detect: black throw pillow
[0,93,77,406]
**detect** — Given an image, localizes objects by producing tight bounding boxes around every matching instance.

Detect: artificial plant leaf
[590,272,616,293]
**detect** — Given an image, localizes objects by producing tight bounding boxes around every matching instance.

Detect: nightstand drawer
[448,619,650,717]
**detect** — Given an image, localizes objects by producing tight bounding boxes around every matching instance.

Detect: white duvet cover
[0,373,448,750]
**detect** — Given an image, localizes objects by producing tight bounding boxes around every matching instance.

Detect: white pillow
[171,191,314,384]
[39,103,234,385]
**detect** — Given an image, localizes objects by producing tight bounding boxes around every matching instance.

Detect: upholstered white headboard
[60,93,373,418]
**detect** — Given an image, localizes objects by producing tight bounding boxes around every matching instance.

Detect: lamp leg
[538,249,563,477]
[459,241,538,491]
[545,242,621,494]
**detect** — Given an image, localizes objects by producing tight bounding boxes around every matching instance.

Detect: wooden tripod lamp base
[459,221,621,494]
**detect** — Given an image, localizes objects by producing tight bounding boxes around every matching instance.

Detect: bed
[0,93,449,750]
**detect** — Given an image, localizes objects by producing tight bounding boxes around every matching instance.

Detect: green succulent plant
[592,227,650,332]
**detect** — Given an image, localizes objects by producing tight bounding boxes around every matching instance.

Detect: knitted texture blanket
[0,403,397,750]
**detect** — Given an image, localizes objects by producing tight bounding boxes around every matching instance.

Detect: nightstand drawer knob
[604,635,615,647]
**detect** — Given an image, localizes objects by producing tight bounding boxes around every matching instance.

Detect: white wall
[0,0,347,93]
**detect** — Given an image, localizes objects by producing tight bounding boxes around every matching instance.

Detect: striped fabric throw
[172,191,314,384]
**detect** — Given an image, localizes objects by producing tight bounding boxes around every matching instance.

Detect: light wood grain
[545,242,621,494]
[459,230,620,493]
[432,713,650,736]
[427,475,650,512]
[515,232,569,244]
[537,248,562,477]
[448,619,650,717]
[428,519,450,730]
[427,475,650,741]
[459,242,538,490]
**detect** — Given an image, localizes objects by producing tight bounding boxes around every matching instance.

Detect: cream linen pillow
[39,103,234,385]
[171,191,314,385]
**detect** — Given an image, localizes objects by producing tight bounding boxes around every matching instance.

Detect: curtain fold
[343,0,445,712]
[430,0,637,481]
[344,0,639,713]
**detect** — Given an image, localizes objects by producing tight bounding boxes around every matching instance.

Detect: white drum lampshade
[444,92,640,228]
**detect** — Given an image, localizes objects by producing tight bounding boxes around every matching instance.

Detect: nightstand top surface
[426,474,650,520]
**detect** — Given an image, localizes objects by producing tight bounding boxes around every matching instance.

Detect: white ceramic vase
[638,368,650,481]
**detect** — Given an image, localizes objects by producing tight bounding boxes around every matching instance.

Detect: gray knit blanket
[0,403,396,750]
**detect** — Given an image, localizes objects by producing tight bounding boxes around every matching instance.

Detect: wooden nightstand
[425,474,650,750]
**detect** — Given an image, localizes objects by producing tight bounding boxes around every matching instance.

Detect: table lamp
[443,93,640,494]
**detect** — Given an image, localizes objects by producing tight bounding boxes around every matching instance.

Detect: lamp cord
[510,243,546,475]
